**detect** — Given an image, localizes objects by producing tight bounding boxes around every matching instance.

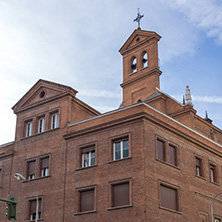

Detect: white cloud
[192,95,222,104]
[94,105,118,113]
[160,0,222,44]
[172,94,222,104]
[81,89,121,99]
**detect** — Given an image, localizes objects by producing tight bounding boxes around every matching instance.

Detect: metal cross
[134,8,144,29]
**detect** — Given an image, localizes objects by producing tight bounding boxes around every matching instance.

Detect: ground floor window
[28,198,42,220]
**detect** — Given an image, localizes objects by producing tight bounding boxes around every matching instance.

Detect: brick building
[0,27,222,222]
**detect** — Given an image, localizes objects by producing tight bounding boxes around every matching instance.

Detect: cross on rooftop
[134,8,144,29]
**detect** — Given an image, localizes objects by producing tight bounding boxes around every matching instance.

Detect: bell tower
[119,29,162,106]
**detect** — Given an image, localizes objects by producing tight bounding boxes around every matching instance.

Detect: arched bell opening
[131,56,137,73]
[141,51,148,68]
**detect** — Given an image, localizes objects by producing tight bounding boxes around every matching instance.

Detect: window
[169,144,177,166]
[157,139,166,161]
[26,121,33,137]
[160,184,178,211]
[29,198,42,220]
[112,182,129,207]
[27,160,35,180]
[156,138,179,167]
[210,164,216,183]
[51,113,59,129]
[38,117,45,133]
[80,189,94,212]
[76,186,96,213]
[195,157,203,177]
[215,218,221,222]
[81,146,95,168]
[113,137,129,161]
[199,211,208,222]
[27,156,50,179]
[40,157,49,177]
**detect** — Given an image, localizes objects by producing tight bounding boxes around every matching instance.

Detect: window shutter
[169,145,176,165]
[30,200,36,214]
[38,199,42,213]
[80,189,94,212]
[30,199,41,214]
[112,182,129,207]
[0,169,2,185]
[113,137,128,144]
[81,146,95,153]
[160,185,177,211]
[28,161,35,175]
[157,140,165,161]
[41,157,49,168]
[196,158,201,167]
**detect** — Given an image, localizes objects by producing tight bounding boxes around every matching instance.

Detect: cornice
[13,92,73,114]
[120,68,162,88]
[65,102,222,156]
[64,112,145,140]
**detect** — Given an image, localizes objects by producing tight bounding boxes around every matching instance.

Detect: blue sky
[0,0,222,144]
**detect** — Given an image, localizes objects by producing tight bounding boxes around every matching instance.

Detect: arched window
[131,56,137,73]
[142,51,148,68]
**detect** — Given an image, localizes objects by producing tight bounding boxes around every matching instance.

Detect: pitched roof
[12,79,78,113]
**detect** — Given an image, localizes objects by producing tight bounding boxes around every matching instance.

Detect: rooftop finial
[183,95,185,105]
[205,110,208,119]
[134,8,144,30]
[185,85,193,106]
[204,110,213,124]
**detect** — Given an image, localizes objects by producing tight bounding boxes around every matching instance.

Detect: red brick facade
[0,28,222,222]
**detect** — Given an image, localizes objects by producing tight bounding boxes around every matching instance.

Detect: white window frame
[82,150,95,168]
[113,139,129,161]
[196,165,200,176]
[41,167,49,177]
[38,117,45,133]
[28,174,35,180]
[51,113,59,129]
[142,52,148,68]
[131,57,137,73]
[210,166,215,182]
[30,213,41,221]
[26,122,33,137]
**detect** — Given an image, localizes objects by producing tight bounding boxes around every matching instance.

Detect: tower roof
[119,29,161,55]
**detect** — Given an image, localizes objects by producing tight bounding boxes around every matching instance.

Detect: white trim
[38,118,45,133]
[0,141,14,148]
[156,87,184,106]
[68,103,141,127]
[82,150,95,168]
[26,122,32,137]
[41,167,49,177]
[82,154,85,168]
[51,113,59,129]
[142,102,222,148]
[68,102,222,149]
[113,139,129,160]
[196,166,200,177]
[113,143,115,160]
